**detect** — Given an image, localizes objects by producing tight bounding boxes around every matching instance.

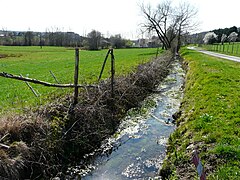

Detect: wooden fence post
[98,49,111,81]
[110,48,116,130]
[74,48,79,105]
[156,47,160,58]
[110,48,115,100]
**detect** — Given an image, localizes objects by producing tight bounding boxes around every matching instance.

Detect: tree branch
[0,72,97,88]
[0,143,10,149]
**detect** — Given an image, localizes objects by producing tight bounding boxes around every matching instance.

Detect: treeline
[0,31,82,47]
[189,26,240,44]
[212,26,240,43]
[0,29,134,49]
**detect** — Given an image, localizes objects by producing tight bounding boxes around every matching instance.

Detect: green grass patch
[0,46,160,115]
[161,47,240,179]
[208,164,240,180]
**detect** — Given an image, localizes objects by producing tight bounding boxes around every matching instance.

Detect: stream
[66,60,185,179]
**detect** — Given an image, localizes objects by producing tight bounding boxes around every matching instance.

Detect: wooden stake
[74,48,80,105]
[110,49,115,100]
[156,47,160,58]
[98,49,111,81]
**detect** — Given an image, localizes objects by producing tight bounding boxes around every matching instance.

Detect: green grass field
[0,46,159,115]
[163,47,240,179]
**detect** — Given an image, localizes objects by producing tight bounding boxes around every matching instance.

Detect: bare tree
[87,30,102,50]
[24,31,33,46]
[141,1,172,50]
[110,34,125,49]
[173,2,198,53]
[141,0,198,54]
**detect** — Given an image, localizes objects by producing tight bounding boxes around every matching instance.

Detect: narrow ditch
[65,59,185,179]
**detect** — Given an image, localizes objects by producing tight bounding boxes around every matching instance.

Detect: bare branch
[0,143,10,149]
[140,0,175,49]
[0,72,97,88]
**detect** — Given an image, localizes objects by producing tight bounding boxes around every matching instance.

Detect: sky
[1,0,240,39]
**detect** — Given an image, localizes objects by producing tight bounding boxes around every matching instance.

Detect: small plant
[200,113,213,122]
[193,113,213,131]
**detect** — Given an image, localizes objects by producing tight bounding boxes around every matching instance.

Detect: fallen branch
[0,143,10,149]
[0,72,97,88]
[0,133,9,142]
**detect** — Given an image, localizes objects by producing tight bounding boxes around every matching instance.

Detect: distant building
[131,37,161,48]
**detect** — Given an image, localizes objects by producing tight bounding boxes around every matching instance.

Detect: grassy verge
[0,46,159,115]
[160,47,240,179]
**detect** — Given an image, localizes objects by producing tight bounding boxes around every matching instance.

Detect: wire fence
[0,48,115,107]
[202,43,240,56]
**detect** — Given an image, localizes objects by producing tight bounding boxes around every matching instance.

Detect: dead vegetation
[0,54,22,59]
[0,52,174,179]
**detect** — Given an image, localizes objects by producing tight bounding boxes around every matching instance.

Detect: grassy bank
[160,48,240,179]
[0,46,159,115]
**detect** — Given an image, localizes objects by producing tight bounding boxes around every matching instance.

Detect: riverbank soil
[160,48,240,179]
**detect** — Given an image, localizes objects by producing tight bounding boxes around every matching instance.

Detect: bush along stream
[64,58,185,179]
[0,52,184,179]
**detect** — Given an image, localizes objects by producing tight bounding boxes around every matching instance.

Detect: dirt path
[188,47,240,63]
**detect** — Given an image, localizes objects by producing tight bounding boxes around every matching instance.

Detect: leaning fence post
[74,48,79,105]
[98,49,111,81]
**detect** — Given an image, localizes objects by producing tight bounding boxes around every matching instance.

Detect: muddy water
[67,60,185,179]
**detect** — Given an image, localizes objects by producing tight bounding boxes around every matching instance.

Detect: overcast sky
[1,0,240,39]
